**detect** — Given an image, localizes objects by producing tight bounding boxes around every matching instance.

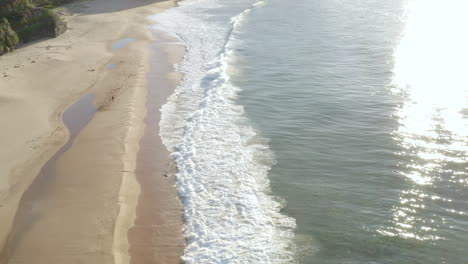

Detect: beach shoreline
[128,32,186,264]
[0,0,184,263]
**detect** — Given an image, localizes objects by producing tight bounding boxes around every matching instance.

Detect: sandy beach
[0,0,184,263]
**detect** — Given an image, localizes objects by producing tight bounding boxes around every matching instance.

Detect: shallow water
[155,0,468,262]
[111,38,135,50]
[2,93,96,261]
[107,63,117,70]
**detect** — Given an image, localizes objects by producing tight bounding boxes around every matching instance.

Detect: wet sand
[0,0,184,263]
[0,94,97,263]
[129,34,186,264]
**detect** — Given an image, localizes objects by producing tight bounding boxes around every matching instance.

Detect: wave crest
[153,0,297,262]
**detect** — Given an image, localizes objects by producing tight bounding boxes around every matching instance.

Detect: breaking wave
[152,0,297,262]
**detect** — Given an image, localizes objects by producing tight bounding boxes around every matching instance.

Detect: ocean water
[152,0,468,263]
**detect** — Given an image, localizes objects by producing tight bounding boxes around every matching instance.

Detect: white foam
[152,0,297,262]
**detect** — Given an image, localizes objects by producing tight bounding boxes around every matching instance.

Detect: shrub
[0,17,19,54]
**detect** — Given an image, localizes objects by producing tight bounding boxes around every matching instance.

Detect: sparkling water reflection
[381,0,468,242]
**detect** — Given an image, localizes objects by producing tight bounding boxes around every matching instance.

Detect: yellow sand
[0,0,184,263]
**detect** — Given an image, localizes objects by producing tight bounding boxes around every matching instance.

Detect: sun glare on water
[380,0,468,241]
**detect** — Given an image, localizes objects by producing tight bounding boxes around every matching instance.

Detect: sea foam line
[153,0,296,262]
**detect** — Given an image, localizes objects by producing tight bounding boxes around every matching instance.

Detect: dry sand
[0,0,184,263]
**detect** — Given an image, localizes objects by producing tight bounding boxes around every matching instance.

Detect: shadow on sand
[64,0,178,15]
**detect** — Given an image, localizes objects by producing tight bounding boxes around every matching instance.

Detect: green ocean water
[154,0,468,262]
[232,0,468,263]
